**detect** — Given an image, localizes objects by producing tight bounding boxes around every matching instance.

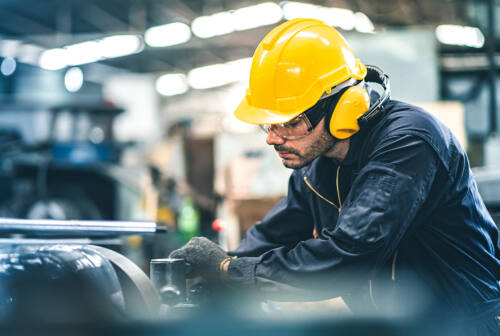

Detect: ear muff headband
[324,65,391,139]
[358,65,391,125]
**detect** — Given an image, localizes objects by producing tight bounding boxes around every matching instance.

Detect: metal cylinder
[0,217,166,236]
[150,258,186,306]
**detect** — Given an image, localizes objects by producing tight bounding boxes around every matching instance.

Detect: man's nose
[266,129,285,145]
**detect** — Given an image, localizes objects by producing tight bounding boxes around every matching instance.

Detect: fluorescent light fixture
[188,57,252,89]
[435,25,485,48]
[232,2,283,31]
[18,44,44,64]
[65,41,102,65]
[354,12,375,33]
[281,1,373,32]
[1,57,16,76]
[192,12,235,39]
[39,34,143,70]
[188,64,229,89]
[192,2,282,39]
[39,48,68,70]
[0,40,21,58]
[145,22,191,47]
[99,35,143,58]
[156,73,189,96]
[225,58,253,82]
[64,67,84,93]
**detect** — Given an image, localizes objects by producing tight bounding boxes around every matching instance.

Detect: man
[170,18,500,332]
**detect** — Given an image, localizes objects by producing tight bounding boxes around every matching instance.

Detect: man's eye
[283,120,300,128]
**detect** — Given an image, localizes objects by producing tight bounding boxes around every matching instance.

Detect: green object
[178,197,200,242]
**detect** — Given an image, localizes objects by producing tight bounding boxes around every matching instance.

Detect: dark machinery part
[0,244,126,323]
[0,218,167,236]
[150,258,187,306]
[149,258,214,310]
[88,245,162,319]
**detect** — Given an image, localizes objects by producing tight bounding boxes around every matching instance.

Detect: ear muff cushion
[328,86,370,139]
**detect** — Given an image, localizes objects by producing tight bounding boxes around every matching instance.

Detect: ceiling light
[39,48,68,70]
[99,35,143,58]
[18,44,44,64]
[187,57,252,89]
[281,1,373,32]
[192,12,235,39]
[191,2,282,39]
[156,73,188,96]
[65,41,102,65]
[354,12,375,33]
[232,2,282,31]
[39,34,143,70]
[225,58,252,82]
[64,67,84,93]
[0,40,21,58]
[435,25,485,48]
[188,63,229,89]
[145,22,191,47]
[1,57,16,76]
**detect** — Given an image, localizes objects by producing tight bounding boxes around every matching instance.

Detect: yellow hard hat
[234,18,367,125]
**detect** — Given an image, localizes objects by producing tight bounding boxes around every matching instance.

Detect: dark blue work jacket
[227,99,500,329]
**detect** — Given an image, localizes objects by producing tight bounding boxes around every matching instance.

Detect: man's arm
[230,174,314,257]
[225,134,440,300]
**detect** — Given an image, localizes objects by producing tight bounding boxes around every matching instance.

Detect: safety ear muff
[327,86,370,139]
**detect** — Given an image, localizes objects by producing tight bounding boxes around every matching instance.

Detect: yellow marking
[336,166,342,209]
[392,250,399,281]
[303,176,339,211]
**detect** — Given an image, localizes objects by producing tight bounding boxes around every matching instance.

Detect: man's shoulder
[371,99,464,171]
[382,100,444,134]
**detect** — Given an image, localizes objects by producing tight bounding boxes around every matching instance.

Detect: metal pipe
[0,218,167,235]
[487,0,497,135]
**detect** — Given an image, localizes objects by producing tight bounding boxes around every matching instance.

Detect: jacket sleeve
[230,173,314,258]
[226,134,440,301]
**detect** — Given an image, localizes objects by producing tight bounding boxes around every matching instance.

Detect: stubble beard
[277,132,338,169]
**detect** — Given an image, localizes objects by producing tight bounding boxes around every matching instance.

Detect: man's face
[266,118,337,169]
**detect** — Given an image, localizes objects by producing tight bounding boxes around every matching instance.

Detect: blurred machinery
[0,104,141,222]
[0,218,165,323]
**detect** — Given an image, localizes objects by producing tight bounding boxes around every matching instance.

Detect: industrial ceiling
[0,0,495,74]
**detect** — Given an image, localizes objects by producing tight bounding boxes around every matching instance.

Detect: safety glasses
[259,96,329,140]
[259,78,359,140]
[259,114,314,140]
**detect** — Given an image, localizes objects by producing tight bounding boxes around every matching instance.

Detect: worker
[170,18,500,333]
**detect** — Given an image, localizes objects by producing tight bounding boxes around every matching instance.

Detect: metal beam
[82,4,130,33]
[487,0,497,134]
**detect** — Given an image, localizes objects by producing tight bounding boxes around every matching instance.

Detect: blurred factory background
[0,0,498,270]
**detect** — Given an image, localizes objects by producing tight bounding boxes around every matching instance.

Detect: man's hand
[169,237,228,280]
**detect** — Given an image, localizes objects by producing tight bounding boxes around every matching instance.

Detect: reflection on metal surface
[0,218,167,236]
[88,245,161,318]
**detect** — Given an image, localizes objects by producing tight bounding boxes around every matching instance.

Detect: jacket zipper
[370,251,399,310]
[304,166,398,309]
[391,250,399,281]
[303,166,342,212]
[304,165,400,309]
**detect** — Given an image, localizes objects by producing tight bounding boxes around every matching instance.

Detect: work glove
[169,237,228,281]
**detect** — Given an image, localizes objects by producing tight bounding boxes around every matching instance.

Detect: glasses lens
[260,115,312,139]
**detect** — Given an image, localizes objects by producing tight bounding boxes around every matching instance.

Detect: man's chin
[282,158,307,169]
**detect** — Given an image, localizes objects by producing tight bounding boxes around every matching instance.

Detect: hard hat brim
[234,97,304,125]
